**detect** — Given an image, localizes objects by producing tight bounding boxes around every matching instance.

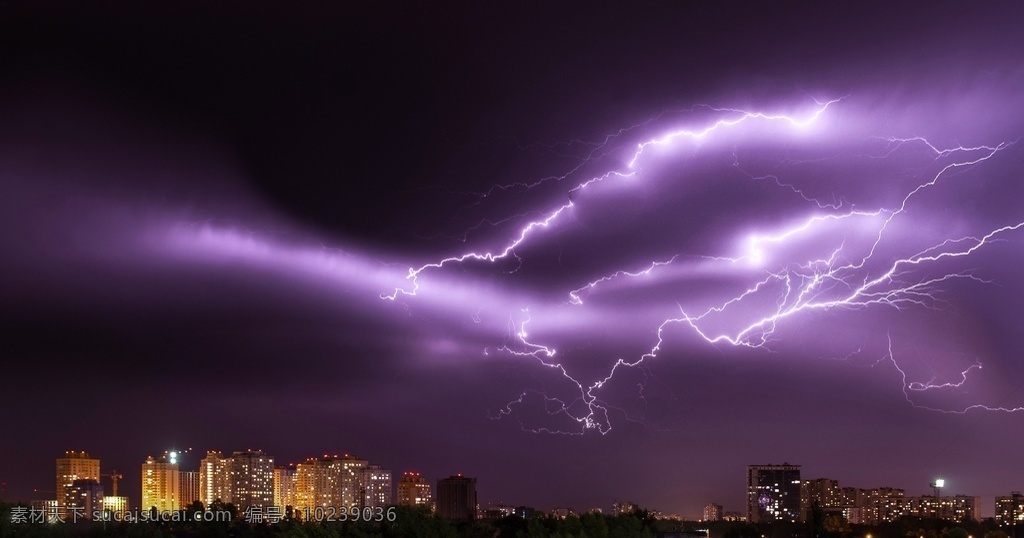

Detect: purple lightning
[384,99,840,301]
[882,336,1024,414]
[380,97,1023,434]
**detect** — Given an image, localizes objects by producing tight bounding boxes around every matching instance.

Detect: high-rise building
[397,472,432,507]
[905,495,979,522]
[180,471,200,507]
[102,495,129,516]
[860,487,905,524]
[294,458,325,514]
[66,479,104,520]
[274,466,297,512]
[746,464,801,523]
[703,503,723,522]
[801,478,842,521]
[56,451,100,515]
[200,451,231,506]
[996,492,1024,527]
[141,455,180,511]
[292,454,370,514]
[338,455,368,507]
[229,450,275,511]
[436,475,476,520]
[361,465,392,508]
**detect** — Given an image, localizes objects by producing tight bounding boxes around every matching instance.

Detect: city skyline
[3,1,1024,523]
[7,448,1024,521]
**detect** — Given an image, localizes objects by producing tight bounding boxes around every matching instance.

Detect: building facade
[141,455,180,511]
[66,479,104,520]
[361,465,392,508]
[292,455,386,515]
[905,495,979,522]
[56,451,100,515]
[200,451,231,506]
[274,466,297,512]
[229,450,275,511]
[179,471,200,507]
[397,472,431,507]
[801,478,842,521]
[996,492,1024,527]
[703,503,723,522]
[436,475,476,520]
[746,464,802,523]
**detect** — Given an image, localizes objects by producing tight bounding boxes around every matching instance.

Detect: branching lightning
[882,336,1024,414]
[383,97,1024,433]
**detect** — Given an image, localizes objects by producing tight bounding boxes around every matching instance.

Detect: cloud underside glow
[11,85,1024,435]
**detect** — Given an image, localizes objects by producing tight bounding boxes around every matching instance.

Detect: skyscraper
[229,450,275,511]
[273,466,297,512]
[66,479,104,520]
[905,495,979,521]
[996,492,1024,527]
[294,459,321,514]
[397,472,431,507]
[338,455,368,507]
[746,464,801,523]
[859,487,905,524]
[179,471,200,507]
[703,503,723,522]
[361,465,392,508]
[436,475,476,520]
[294,455,360,514]
[56,451,100,515]
[200,451,231,506]
[800,478,842,521]
[141,455,180,511]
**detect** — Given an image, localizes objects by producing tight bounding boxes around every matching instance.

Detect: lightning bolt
[383,97,1024,434]
[882,335,1024,414]
[383,99,841,301]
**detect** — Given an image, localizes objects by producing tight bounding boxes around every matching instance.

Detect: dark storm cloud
[3,0,1024,517]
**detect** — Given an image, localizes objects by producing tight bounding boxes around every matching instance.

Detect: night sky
[3,2,1024,518]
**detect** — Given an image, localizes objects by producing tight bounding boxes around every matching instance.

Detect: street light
[930,479,944,498]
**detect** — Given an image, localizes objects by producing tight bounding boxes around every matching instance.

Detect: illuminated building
[293,454,369,514]
[141,455,180,511]
[200,451,231,505]
[339,455,368,507]
[361,465,392,508]
[996,492,1024,527]
[746,464,801,523]
[483,504,513,518]
[274,466,297,511]
[436,475,476,520]
[612,501,638,515]
[102,495,128,515]
[229,450,275,510]
[56,451,100,515]
[905,495,979,521]
[179,471,200,507]
[397,472,431,507]
[800,478,842,521]
[703,503,723,522]
[860,487,905,524]
[66,479,103,520]
[294,459,321,514]
[29,500,60,523]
